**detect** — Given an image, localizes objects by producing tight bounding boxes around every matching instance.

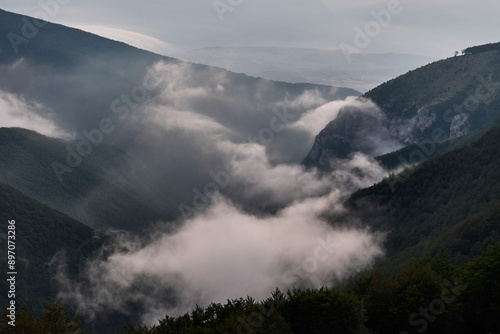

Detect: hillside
[365,48,500,141]
[344,126,500,271]
[0,182,102,315]
[302,103,395,170]
[303,42,500,170]
[375,117,500,170]
[0,128,178,231]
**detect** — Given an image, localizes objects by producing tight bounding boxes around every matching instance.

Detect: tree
[278,287,367,334]
[459,241,500,333]
[364,252,463,334]
[0,299,84,334]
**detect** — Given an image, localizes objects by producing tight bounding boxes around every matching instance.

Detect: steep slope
[0,182,103,315]
[0,127,178,230]
[303,43,500,170]
[375,117,500,170]
[365,47,500,142]
[343,126,500,271]
[302,102,395,169]
[383,199,500,274]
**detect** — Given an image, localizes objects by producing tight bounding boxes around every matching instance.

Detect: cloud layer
[0,89,71,139]
[56,191,384,325]
[0,59,394,325]
[52,62,392,324]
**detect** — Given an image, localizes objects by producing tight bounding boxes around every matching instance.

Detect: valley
[0,7,499,334]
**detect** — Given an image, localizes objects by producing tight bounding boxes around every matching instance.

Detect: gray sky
[2,0,499,59]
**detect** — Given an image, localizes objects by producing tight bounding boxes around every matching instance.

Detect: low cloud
[41,61,391,325]
[0,90,72,139]
[72,25,184,58]
[56,191,384,325]
[130,64,389,212]
[291,96,359,136]
[273,89,329,112]
[146,105,231,134]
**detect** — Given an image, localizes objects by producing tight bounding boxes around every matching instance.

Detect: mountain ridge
[0,8,358,230]
[303,45,500,171]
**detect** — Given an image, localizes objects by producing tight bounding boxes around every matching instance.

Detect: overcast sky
[2,0,499,59]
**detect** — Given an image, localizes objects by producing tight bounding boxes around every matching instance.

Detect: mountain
[303,44,500,170]
[0,182,102,315]
[365,48,500,141]
[0,9,359,230]
[375,117,500,170]
[344,125,500,272]
[0,127,177,230]
[182,46,438,92]
[2,7,500,333]
[302,100,398,170]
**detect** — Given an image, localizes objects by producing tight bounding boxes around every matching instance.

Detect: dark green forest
[346,126,500,272]
[117,243,499,334]
[375,117,500,170]
[2,242,498,334]
[0,182,104,315]
[0,127,178,231]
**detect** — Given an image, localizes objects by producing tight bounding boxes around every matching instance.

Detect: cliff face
[449,114,471,139]
[302,104,396,170]
[304,48,500,171]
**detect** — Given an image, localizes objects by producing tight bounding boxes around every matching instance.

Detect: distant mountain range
[182,46,438,92]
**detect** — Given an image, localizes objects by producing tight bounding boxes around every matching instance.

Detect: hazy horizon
[2,0,498,60]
